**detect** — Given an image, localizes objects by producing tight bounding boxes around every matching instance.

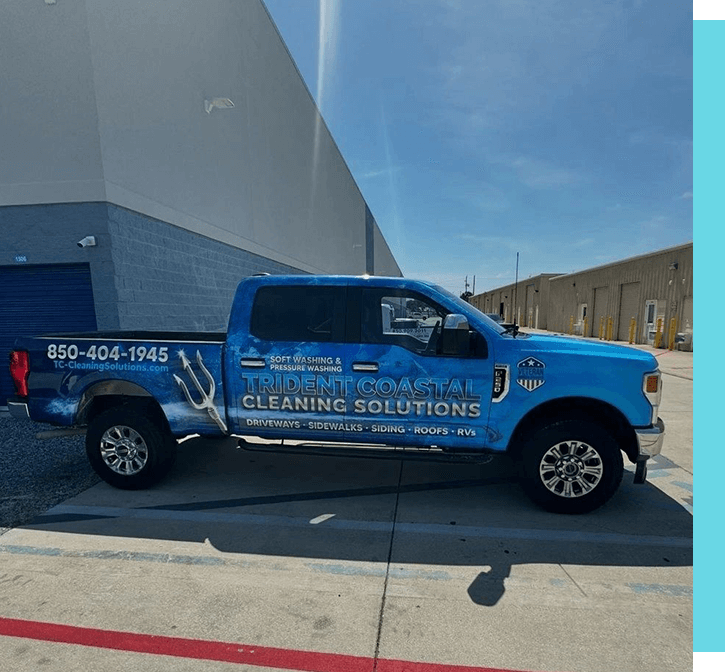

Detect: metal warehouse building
[0,0,401,403]
[469,274,560,330]
[471,242,693,348]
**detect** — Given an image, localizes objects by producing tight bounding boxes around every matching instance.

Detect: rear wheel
[86,403,176,489]
[519,419,623,514]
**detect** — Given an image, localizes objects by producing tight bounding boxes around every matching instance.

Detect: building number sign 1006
[46,343,170,363]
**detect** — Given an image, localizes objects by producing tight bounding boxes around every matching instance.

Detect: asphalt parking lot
[0,343,693,672]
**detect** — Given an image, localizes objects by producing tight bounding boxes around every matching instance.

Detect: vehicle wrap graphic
[46,342,170,368]
[174,350,228,433]
[516,357,545,391]
[238,372,482,419]
[36,338,227,434]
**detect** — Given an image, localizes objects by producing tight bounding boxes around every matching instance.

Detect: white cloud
[492,155,586,190]
[358,166,402,180]
[456,233,537,260]
[638,215,667,230]
[458,233,520,250]
[445,179,509,211]
[430,0,633,129]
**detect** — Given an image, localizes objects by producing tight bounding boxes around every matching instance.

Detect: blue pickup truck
[7,274,664,513]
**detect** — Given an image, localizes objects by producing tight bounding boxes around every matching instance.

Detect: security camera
[77,236,96,248]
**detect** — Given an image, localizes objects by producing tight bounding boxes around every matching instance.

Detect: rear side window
[250,286,346,343]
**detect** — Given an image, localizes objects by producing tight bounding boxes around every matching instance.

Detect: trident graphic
[173,350,228,433]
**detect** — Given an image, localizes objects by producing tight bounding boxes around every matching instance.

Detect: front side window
[250,286,345,342]
[362,288,446,355]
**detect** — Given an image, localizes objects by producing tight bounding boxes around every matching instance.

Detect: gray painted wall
[373,221,400,278]
[0,1,105,203]
[0,0,401,278]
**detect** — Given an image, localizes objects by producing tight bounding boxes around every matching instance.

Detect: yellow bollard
[628,317,636,344]
[606,316,614,341]
[654,318,663,348]
[583,316,589,338]
[668,317,678,350]
[598,316,604,340]
[568,315,574,335]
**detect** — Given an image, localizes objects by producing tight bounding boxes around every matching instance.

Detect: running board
[237,438,494,464]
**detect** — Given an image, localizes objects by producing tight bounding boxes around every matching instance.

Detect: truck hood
[509,332,659,370]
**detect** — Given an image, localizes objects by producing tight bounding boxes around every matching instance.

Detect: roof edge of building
[471,241,693,298]
[549,240,693,283]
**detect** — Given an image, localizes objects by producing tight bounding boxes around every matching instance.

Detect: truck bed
[15,331,228,434]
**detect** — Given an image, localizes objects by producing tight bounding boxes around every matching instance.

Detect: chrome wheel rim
[539,440,603,498]
[100,425,149,475]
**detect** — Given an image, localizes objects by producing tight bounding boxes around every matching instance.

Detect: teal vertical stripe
[693,20,722,653]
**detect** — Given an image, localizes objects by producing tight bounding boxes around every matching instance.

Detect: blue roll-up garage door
[0,264,98,405]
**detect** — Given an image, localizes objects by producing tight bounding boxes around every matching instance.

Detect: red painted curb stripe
[0,616,535,672]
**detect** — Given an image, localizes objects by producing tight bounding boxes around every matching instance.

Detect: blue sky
[263,0,692,295]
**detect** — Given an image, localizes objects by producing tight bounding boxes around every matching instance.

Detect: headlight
[643,371,662,425]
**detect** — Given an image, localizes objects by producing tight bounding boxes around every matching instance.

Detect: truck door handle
[240,358,266,368]
[352,362,378,372]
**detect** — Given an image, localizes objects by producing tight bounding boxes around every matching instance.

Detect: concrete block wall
[108,205,304,332]
[1,202,306,333]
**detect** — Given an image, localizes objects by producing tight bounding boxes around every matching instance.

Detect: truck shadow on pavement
[21,436,693,607]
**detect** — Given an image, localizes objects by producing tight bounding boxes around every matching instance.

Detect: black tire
[85,402,177,490]
[519,418,623,514]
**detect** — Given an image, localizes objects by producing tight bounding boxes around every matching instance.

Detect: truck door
[229,283,350,440]
[344,287,493,449]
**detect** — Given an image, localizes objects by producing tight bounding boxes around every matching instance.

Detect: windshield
[432,284,507,334]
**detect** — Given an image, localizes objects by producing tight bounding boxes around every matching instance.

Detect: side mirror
[441,314,470,356]
[443,314,470,331]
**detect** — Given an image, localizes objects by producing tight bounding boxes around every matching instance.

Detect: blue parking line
[0,544,234,567]
[627,583,692,597]
[305,562,451,580]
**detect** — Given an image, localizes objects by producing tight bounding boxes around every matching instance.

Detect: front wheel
[519,419,623,514]
[86,403,177,489]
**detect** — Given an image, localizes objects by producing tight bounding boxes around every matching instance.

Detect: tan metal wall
[547,243,692,345]
[470,274,560,328]
[469,243,693,347]
[592,286,608,338]
[618,282,641,341]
